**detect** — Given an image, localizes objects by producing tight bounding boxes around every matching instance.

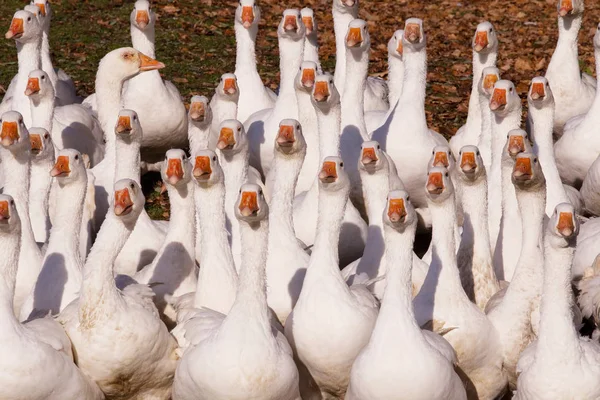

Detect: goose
[545,0,596,136]
[58,179,178,399]
[450,21,498,158]
[554,24,600,188]
[577,254,600,340]
[234,0,277,123]
[28,127,54,244]
[301,8,321,70]
[285,157,379,399]
[188,95,212,155]
[528,76,582,215]
[477,66,501,173]
[0,194,104,399]
[292,74,367,267]
[209,73,239,150]
[246,9,305,178]
[0,111,43,315]
[112,109,168,276]
[515,203,600,399]
[123,0,187,161]
[25,69,104,166]
[455,145,501,311]
[371,18,446,212]
[485,152,546,388]
[581,155,600,216]
[132,149,197,328]
[265,119,309,324]
[572,217,600,279]
[173,183,301,400]
[413,165,507,399]
[346,190,467,400]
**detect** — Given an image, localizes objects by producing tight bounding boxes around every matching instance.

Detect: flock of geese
[3,0,600,398]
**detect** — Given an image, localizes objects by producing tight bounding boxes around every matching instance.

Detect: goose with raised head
[477,66,500,172]
[246,9,305,178]
[188,95,212,156]
[515,203,600,399]
[346,190,466,400]
[234,0,277,123]
[301,8,321,70]
[285,157,379,399]
[414,165,507,399]
[456,145,501,311]
[292,74,367,267]
[58,179,178,400]
[209,73,239,149]
[123,0,187,161]
[133,149,197,328]
[486,152,546,389]
[0,112,43,315]
[28,127,54,244]
[173,183,301,400]
[450,21,498,158]
[545,0,596,136]
[0,194,104,400]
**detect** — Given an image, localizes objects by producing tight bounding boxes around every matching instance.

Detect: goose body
[27,127,54,244]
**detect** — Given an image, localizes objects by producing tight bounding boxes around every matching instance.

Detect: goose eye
[534,158,538,163]
[44,133,49,139]
[377,145,380,149]
[41,75,45,80]
[340,162,344,167]
[476,151,480,156]
[133,116,137,121]
[10,200,14,205]
[329,80,333,84]
[28,17,32,22]
[445,172,449,177]
[406,196,410,201]
[296,125,300,130]
[509,87,513,92]
[489,28,493,33]
[212,156,216,161]
[259,189,263,195]
[237,127,241,132]
[19,119,23,124]
[130,183,135,190]
[74,155,79,160]
[239,189,242,194]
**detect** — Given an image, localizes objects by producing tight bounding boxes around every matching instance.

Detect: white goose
[188,95,212,155]
[477,66,500,173]
[0,194,104,400]
[172,183,301,400]
[581,155,600,216]
[209,73,239,150]
[28,127,54,244]
[285,157,379,399]
[301,8,321,70]
[346,190,466,400]
[58,179,178,399]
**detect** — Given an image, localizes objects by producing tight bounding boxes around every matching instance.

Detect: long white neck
[114,137,141,185]
[304,34,320,69]
[465,50,497,136]
[477,92,493,172]
[394,44,428,134]
[188,118,212,155]
[387,56,404,108]
[499,152,522,254]
[572,46,600,133]
[162,181,195,257]
[341,47,369,140]
[235,22,259,81]
[14,40,41,127]
[316,102,341,161]
[0,228,22,338]
[131,24,156,58]
[272,37,304,115]
[29,94,55,133]
[270,151,304,242]
[546,14,583,85]
[29,154,54,243]
[210,97,238,135]
[333,8,356,95]
[40,23,59,92]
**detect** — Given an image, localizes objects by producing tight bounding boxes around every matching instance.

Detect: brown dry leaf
[162,5,180,14]
[515,58,534,72]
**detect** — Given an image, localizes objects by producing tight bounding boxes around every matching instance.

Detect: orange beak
[530,82,545,100]
[51,155,70,177]
[460,152,477,173]
[239,191,259,217]
[114,188,134,216]
[513,157,532,181]
[474,31,488,52]
[346,27,363,47]
[557,212,575,237]
[136,10,150,29]
[223,78,237,95]
[30,134,43,154]
[490,88,507,111]
[25,77,40,96]
[302,16,314,34]
[396,39,403,55]
[433,152,449,168]
[0,121,19,147]
[37,3,46,16]
[284,15,298,32]
[301,68,316,88]
[388,198,407,223]
[508,135,525,157]
[115,116,132,134]
[0,200,9,223]
[189,101,206,121]
[166,159,184,184]
[5,18,24,40]
[559,0,573,17]
[361,147,378,166]
[217,127,235,150]
[313,81,330,102]
[405,23,421,43]
[426,172,444,195]
[193,156,212,180]
[241,6,254,28]
[483,74,499,91]
[319,161,338,183]
[139,53,165,71]
[277,125,295,149]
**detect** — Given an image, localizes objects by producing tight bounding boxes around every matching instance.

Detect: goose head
[235,183,268,223]
[115,109,143,143]
[278,9,305,40]
[345,19,369,51]
[162,149,191,187]
[359,140,387,174]
[311,73,340,110]
[235,0,260,30]
[428,145,455,170]
[5,10,41,42]
[189,95,211,124]
[457,145,485,182]
[50,149,86,183]
[388,29,404,60]
[0,111,30,151]
[489,80,519,116]
[512,152,545,190]
[215,73,239,101]
[478,67,500,97]
[0,194,20,233]
[548,203,579,243]
[557,0,583,18]
[24,69,54,98]
[216,119,247,155]
[296,61,318,92]
[425,166,454,203]
[505,129,531,160]
[275,119,306,156]
[301,8,317,36]
[403,18,426,50]
[318,156,350,192]
[383,190,416,231]
[527,76,554,110]
[113,179,145,222]
[24,5,43,23]
[28,127,52,158]
[131,0,155,31]
[473,21,498,54]
[98,47,164,83]
[32,0,51,18]
[333,0,359,15]
[192,149,223,185]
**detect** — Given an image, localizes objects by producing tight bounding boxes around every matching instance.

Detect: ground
[1,0,600,218]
